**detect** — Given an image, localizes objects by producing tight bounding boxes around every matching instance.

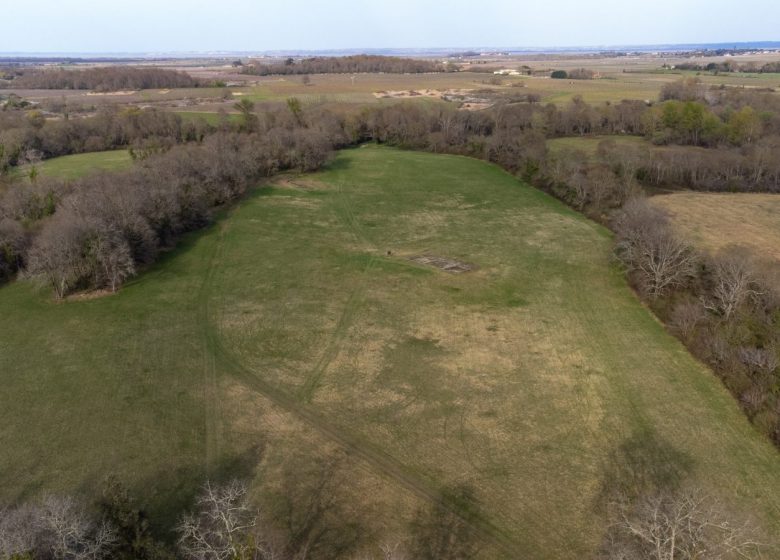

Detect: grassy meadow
[2,147,780,557]
[26,149,134,180]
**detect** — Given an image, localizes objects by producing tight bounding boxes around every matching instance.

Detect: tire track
[199,223,523,559]
[297,181,376,403]
[198,230,224,473]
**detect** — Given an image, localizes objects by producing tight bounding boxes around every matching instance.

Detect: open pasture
[10,149,133,182]
[1,147,780,557]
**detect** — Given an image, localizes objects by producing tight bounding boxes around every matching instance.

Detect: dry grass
[207,149,780,557]
[652,192,780,279]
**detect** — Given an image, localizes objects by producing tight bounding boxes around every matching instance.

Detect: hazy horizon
[3,41,780,58]
[4,0,779,53]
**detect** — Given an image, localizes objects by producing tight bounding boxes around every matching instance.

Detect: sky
[2,0,779,53]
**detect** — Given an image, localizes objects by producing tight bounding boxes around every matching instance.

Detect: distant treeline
[4,66,203,91]
[3,77,780,187]
[551,68,595,80]
[241,54,450,76]
[4,80,780,297]
[671,61,780,74]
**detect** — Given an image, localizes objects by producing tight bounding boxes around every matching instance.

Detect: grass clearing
[32,149,133,180]
[2,147,779,557]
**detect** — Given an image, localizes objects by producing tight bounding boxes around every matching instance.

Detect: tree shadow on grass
[595,426,695,512]
[408,483,489,560]
[322,150,355,172]
[125,444,264,542]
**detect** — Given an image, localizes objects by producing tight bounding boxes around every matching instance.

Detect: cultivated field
[473,51,780,103]
[2,148,780,557]
[5,54,779,124]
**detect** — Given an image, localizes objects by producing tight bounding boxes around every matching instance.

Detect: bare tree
[178,480,263,560]
[1,495,116,560]
[0,503,38,558]
[38,495,116,560]
[378,541,408,560]
[25,214,90,299]
[615,198,697,298]
[738,346,779,378]
[603,489,767,560]
[669,300,707,342]
[703,251,762,319]
[86,225,135,292]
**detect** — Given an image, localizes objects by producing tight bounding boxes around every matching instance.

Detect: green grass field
[33,150,133,180]
[2,147,779,557]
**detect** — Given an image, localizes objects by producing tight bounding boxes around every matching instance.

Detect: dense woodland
[241,54,450,76]
[2,67,203,91]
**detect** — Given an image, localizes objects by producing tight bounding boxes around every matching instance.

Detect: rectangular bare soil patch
[409,254,473,273]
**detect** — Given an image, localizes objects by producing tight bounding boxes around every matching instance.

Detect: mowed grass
[35,150,133,180]
[1,147,780,557]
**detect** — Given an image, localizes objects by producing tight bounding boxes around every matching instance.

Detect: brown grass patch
[65,289,116,301]
[273,177,330,191]
[652,192,780,280]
